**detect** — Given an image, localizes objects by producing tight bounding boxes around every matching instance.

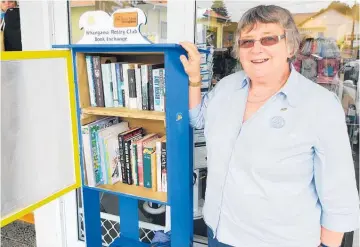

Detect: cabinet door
[1,50,81,227]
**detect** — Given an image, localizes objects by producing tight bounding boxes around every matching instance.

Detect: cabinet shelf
[81,107,165,121]
[92,182,167,203]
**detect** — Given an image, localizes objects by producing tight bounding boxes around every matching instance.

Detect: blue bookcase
[53,44,195,247]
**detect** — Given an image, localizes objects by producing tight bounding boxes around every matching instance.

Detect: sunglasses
[238,34,286,48]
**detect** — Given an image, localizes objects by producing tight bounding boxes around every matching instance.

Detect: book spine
[148,65,154,111]
[122,90,126,108]
[111,63,119,107]
[160,69,165,112]
[101,63,114,107]
[92,56,105,107]
[128,135,143,184]
[104,138,112,184]
[97,134,108,184]
[81,127,95,186]
[156,141,162,191]
[161,141,167,192]
[112,137,122,184]
[153,69,161,111]
[122,64,129,107]
[151,151,157,192]
[132,143,138,186]
[85,55,97,107]
[124,140,133,184]
[137,142,144,186]
[141,65,148,110]
[115,63,124,107]
[143,149,153,189]
[125,133,144,184]
[127,68,137,109]
[90,117,119,185]
[118,128,143,184]
[118,134,128,183]
[135,68,142,110]
[91,131,104,186]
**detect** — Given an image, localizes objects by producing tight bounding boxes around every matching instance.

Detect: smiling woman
[190,2,360,247]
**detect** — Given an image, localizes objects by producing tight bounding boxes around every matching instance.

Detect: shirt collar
[239,64,301,107]
[278,64,301,107]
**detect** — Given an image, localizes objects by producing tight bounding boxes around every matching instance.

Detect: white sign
[78,8,152,45]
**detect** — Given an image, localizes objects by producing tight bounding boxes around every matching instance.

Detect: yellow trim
[65,50,82,189]
[0,50,71,60]
[1,184,79,227]
[0,50,81,227]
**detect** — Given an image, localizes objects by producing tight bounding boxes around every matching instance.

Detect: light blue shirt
[189,68,360,247]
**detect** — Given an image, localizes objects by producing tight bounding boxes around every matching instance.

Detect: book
[104,135,122,184]
[115,63,125,107]
[143,137,160,190]
[92,56,105,107]
[131,142,139,185]
[136,133,159,186]
[140,65,149,110]
[110,63,119,107]
[135,68,142,110]
[124,134,143,184]
[122,63,138,108]
[147,63,164,111]
[84,56,167,113]
[118,127,143,184]
[97,122,129,184]
[161,137,167,192]
[127,67,138,109]
[150,151,157,192]
[159,69,165,112]
[85,55,96,107]
[156,136,166,191]
[153,69,161,111]
[81,117,120,186]
[101,63,114,107]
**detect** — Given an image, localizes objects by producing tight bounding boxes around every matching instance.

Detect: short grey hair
[233,5,301,61]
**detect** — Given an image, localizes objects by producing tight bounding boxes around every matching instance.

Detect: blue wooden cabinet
[54,44,195,247]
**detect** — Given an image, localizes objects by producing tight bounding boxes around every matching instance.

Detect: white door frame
[19,0,196,247]
[18,1,83,247]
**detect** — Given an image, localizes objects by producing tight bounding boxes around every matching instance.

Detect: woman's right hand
[179,41,202,83]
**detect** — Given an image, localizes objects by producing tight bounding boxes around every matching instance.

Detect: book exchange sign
[78,8,151,44]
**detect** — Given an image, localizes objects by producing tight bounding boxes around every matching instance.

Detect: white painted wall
[17,1,195,247]
[18,1,83,247]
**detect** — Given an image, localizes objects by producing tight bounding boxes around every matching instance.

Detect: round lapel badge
[270,116,285,129]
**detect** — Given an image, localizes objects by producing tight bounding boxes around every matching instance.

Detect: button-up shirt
[189,68,360,247]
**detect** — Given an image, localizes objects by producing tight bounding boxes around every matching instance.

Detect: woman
[0,1,17,29]
[1,1,16,18]
[180,5,359,247]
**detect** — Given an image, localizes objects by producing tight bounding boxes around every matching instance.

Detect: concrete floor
[1,221,36,247]
[0,218,358,247]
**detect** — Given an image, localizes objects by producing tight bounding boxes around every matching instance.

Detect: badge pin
[270,116,285,128]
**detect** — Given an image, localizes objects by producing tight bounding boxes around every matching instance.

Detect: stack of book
[81,116,167,192]
[85,55,165,112]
